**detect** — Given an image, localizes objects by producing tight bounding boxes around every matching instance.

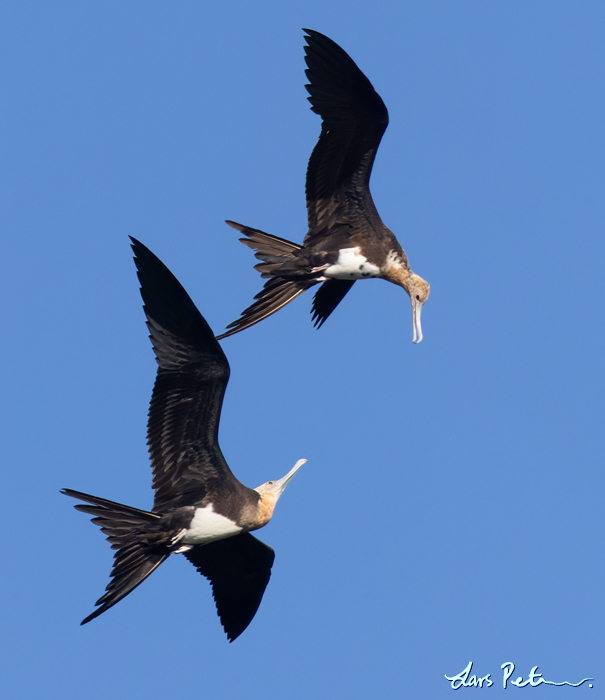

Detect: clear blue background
[1,1,603,698]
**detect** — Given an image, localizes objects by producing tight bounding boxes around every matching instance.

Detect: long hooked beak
[273,459,307,497]
[412,299,423,344]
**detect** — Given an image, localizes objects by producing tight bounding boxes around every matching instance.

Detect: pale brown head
[383,264,430,343]
[253,459,307,528]
[408,273,430,344]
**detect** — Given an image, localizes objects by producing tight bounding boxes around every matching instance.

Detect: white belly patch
[324,247,380,280]
[181,504,242,545]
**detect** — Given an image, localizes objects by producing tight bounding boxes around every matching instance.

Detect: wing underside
[303,29,389,243]
[184,533,275,642]
[131,238,242,511]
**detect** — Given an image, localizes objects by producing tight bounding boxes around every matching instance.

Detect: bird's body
[218,28,429,343]
[63,238,305,641]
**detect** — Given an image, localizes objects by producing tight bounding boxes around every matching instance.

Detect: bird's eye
[415,294,420,301]
[267,481,274,485]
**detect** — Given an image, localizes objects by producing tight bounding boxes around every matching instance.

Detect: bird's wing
[311,279,356,328]
[303,29,389,247]
[183,533,275,642]
[131,237,242,512]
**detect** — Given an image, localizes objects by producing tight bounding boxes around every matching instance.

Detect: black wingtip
[184,535,275,643]
[302,28,345,52]
[312,314,327,330]
[130,236,163,282]
[129,235,144,257]
[129,236,228,368]
[310,280,355,329]
[302,28,323,38]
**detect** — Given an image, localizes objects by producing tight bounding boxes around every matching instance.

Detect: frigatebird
[218,28,430,343]
[62,238,305,641]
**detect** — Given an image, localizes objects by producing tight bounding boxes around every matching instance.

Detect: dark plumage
[218,29,430,343]
[63,238,305,641]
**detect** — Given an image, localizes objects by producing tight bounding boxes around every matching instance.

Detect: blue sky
[2,1,604,698]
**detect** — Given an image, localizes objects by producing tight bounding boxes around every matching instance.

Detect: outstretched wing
[184,533,275,642]
[311,279,356,328]
[131,238,242,512]
[303,29,389,247]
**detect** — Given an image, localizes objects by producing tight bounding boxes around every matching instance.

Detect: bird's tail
[62,488,170,625]
[226,220,302,277]
[217,221,312,339]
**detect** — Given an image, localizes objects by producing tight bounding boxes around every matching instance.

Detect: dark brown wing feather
[303,29,389,244]
[61,489,169,624]
[217,221,315,339]
[184,533,275,642]
[220,32,392,338]
[311,279,355,328]
[131,237,243,512]
[217,277,309,339]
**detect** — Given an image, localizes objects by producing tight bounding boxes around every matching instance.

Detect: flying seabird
[63,238,305,641]
[218,28,430,343]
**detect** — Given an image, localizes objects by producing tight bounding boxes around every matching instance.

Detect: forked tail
[226,220,302,276]
[62,489,169,624]
[217,221,312,338]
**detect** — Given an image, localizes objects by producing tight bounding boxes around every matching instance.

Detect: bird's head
[408,273,430,344]
[384,263,430,343]
[253,459,307,527]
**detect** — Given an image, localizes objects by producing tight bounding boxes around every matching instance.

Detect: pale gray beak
[412,299,423,344]
[272,459,307,497]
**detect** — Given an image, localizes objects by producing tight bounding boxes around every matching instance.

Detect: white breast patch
[181,504,243,545]
[324,247,380,280]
